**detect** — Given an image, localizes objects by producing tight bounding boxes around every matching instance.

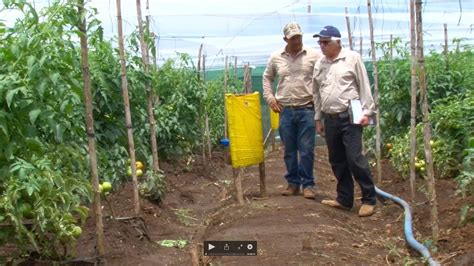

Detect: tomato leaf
[29,109,41,125]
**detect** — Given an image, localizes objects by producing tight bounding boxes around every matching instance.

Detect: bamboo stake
[224,56,228,139]
[203,54,212,161]
[116,0,140,216]
[196,45,206,164]
[203,54,206,81]
[234,57,238,81]
[205,112,212,159]
[233,168,244,205]
[135,0,160,172]
[444,23,449,70]
[367,0,382,183]
[243,63,252,93]
[345,7,353,50]
[389,34,394,77]
[259,162,266,197]
[409,0,417,200]
[197,44,203,80]
[223,56,230,163]
[203,54,211,159]
[358,6,363,55]
[77,0,105,258]
[415,0,439,243]
[444,23,448,55]
[389,34,393,59]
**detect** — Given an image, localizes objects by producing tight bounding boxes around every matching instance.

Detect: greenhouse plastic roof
[2,0,473,69]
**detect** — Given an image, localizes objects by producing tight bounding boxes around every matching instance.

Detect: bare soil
[8,145,474,265]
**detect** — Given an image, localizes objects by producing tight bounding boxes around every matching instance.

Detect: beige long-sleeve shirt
[263,46,321,107]
[312,48,375,120]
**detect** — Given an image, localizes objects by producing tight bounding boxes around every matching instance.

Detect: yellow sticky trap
[270,108,279,130]
[226,92,264,168]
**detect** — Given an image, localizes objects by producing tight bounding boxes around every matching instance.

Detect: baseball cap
[313,25,341,38]
[283,22,303,39]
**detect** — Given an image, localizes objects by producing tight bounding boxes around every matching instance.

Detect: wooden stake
[444,23,448,55]
[224,56,228,139]
[389,34,393,60]
[135,0,160,172]
[345,7,353,50]
[415,0,439,243]
[77,0,105,258]
[223,56,230,163]
[197,44,203,80]
[409,0,417,201]
[444,23,449,70]
[367,0,382,183]
[116,0,140,216]
[358,6,363,55]
[244,63,252,93]
[259,162,266,197]
[234,57,238,81]
[233,168,244,205]
[203,54,211,160]
[196,44,207,163]
[203,54,206,81]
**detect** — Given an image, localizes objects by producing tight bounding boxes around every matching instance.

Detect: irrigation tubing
[374,186,439,266]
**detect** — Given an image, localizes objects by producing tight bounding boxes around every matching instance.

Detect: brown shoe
[358,204,376,217]
[321,199,351,210]
[303,187,316,199]
[282,185,300,196]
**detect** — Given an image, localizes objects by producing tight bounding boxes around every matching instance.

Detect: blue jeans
[279,107,315,189]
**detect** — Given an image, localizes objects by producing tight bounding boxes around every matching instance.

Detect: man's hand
[359,115,371,127]
[316,120,325,137]
[268,98,283,113]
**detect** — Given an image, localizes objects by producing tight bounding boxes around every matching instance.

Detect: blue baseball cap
[313,25,341,38]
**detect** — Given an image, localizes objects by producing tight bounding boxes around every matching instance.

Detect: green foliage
[204,71,244,145]
[0,1,91,258]
[1,153,90,258]
[388,91,473,179]
[456,137,474,198]
[366,38,474,180]
[153,54,206,157]
[138,171,166,202]
[374,38,474,137]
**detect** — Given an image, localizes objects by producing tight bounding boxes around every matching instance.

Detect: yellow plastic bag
[226,92,264,168]
[270,108,279,130]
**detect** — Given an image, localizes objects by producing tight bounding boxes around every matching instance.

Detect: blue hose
[375,186,439,266]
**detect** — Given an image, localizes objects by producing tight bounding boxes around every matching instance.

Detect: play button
[208,243,215,250]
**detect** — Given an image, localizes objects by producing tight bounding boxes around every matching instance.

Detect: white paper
[349,99,363,124]
[349,99,374,125]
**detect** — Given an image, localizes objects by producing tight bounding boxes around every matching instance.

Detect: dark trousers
[324,115,376,208]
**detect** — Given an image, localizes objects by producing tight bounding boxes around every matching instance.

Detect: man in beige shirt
[263,22,321,199]
[312,25,376,217]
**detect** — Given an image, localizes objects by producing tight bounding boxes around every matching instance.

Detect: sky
[1,0,473,68]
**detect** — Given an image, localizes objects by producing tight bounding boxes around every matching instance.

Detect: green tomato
[102,182,112,193]
[71,225,82,238]
[21,203,34,219]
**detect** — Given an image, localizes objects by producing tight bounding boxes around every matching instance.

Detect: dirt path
[75,146,474,265]
[196,147,393,265]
